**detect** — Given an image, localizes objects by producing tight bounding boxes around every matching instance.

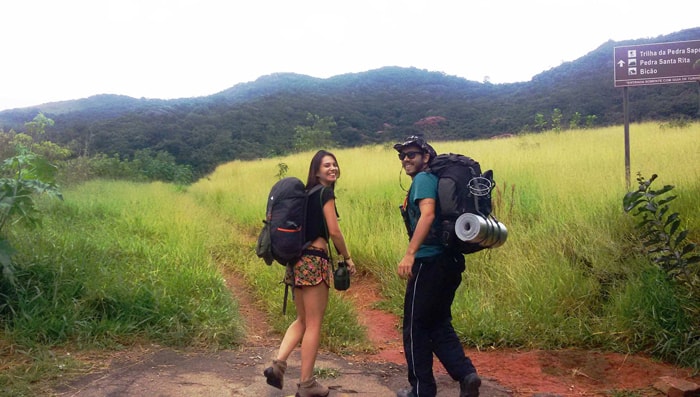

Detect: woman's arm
[323,198,356,273]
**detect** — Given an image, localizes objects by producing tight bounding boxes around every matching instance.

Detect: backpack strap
[282,283,290,315]
[400,187,413,239]
[318,186,340,264]
[402,175,443,247]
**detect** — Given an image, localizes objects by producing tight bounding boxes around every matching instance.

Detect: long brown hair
[305,150,340,189]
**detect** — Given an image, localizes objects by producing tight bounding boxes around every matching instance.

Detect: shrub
[623,173,700,292]
[623,172,700,368]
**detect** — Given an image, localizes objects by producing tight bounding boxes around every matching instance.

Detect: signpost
[614,40,700,87]
[614,40,700,188]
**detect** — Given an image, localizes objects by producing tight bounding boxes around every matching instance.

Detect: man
[394,135,481,397]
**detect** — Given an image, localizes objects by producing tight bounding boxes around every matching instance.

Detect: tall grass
[190,121,700,366]
[4,181,243,349]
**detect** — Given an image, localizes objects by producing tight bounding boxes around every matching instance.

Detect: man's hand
[397,254,415,279]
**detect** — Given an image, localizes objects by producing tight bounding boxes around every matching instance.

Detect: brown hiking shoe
[263,359,286,389]
[295,376,329,397]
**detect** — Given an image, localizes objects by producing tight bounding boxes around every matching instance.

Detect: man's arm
[397,197,436,279]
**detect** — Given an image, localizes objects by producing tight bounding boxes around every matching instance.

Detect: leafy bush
[623,173,700,368]
[58,150,193,186]
[659,116,692,130]
[1,151,63,290]
[623,173,700,292]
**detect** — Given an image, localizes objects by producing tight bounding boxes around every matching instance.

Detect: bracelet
[344,256,351,261]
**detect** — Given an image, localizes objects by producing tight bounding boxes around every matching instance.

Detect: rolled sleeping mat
[454,213,508,248]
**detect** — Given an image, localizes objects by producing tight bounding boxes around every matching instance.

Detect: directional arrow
[617,60,626,68]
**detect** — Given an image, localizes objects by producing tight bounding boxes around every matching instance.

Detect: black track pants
[402,253,477,397]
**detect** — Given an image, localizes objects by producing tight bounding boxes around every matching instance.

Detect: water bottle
[334,261,350,291]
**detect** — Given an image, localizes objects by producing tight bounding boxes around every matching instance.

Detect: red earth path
[341,274,697,396]
[229,263,697,396]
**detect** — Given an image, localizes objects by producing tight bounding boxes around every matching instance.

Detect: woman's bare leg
[298,283,329,381]
[276,288,307,361]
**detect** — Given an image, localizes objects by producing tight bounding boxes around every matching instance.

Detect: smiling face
[316,154,339,186]
[399,145,429,177]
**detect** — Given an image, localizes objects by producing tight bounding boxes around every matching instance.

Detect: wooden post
[623,86,631,190]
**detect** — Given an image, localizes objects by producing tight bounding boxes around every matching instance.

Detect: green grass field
[2,122,699,394]
[188,122,699,353]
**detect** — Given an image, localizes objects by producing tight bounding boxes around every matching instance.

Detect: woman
[263,150,356,397]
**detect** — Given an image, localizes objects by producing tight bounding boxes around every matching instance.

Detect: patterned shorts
[285,248,332,288]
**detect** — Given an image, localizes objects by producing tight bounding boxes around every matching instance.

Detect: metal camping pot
[454,213,508,248]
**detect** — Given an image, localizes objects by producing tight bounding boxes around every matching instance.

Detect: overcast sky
[1,0,698,111]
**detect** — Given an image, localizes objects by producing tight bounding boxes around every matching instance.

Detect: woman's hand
[345,258,357,275]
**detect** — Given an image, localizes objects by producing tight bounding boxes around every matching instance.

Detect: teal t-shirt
[407,171,444,258]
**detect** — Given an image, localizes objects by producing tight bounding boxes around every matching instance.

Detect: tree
[0,130,17,160]
[1,149,63,285]
[1,116,64,286]
[133,149,193,184]
[585,115,598,129]
[534,113,547,131]
[23,112,54,140]
[569,112,581,130]
[551,108,563,132]
[293,113,336,152]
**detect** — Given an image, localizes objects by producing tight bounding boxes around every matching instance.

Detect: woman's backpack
[255,177,322,266]
[255,177,325,314]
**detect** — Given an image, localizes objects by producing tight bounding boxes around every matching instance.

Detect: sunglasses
[398,151,423,160]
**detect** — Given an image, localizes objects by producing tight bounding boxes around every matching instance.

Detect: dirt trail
[52,266,698,396]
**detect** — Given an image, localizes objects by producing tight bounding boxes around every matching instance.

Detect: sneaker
[295,376,329,397]
[263,359,286,389]
[395,388,416,397]
[459,372,481,397]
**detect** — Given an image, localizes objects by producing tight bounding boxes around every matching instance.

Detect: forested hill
[1,27,698,176]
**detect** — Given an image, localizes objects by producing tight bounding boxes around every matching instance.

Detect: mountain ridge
[0,27,698,176]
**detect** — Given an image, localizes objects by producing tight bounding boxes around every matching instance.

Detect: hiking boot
[395,388,416,397]
[459,372,481,397]
[263,359,286,389]
[295,376,329,397]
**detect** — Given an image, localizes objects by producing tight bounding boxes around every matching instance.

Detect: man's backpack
[429,153,507,254]
[255,177,322,267]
